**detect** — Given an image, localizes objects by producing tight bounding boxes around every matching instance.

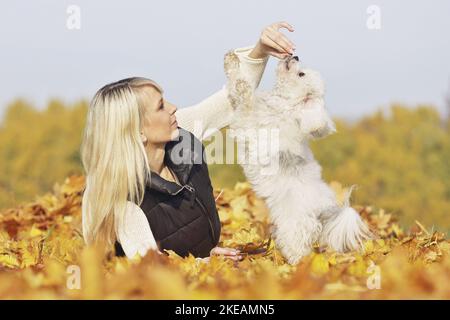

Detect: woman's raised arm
[175,46,268,141]
[176,22,296,141]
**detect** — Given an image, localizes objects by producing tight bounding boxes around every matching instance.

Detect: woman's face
[139,86,179,145]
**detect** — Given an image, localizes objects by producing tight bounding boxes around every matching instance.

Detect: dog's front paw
[224,51,240,77]
[310,128,327,139]
[298,107,337,139]
[309,119,336,139]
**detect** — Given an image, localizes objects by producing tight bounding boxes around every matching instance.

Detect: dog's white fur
[224,51,373,264]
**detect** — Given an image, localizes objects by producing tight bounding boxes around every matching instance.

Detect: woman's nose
[168,102,177,114]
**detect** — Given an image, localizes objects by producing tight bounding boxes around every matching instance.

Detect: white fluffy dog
[224,51,373,264]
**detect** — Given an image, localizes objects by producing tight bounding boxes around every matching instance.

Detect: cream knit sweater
[117,45,269,259]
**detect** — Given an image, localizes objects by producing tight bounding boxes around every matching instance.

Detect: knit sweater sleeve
[175,45,269,141]
[116,201,159,259]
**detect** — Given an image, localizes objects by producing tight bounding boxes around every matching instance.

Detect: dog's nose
[292,56,299,61]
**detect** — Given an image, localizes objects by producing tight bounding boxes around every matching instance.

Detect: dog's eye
[298,72,305,77]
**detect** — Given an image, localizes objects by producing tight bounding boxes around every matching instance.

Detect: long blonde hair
[80,77,163,250]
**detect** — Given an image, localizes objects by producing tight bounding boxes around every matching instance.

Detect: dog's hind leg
[223,51,254,113]
[270,202,322,265]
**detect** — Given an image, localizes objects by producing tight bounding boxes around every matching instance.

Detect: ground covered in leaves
[0,176,449,299]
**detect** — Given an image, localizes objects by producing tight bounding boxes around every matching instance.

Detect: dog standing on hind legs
[224,51,373,265]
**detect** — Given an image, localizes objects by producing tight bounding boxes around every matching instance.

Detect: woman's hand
[197,246,244,263]
[249,21,296,60]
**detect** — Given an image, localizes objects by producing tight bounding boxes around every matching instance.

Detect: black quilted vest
[114,128,221,258]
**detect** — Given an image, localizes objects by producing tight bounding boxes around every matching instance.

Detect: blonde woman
[80,22,296,263]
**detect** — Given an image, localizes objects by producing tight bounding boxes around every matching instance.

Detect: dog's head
[274,56,325,104]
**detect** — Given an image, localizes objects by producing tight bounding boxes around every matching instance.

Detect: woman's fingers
[210,246,240,256]
[262,33,289,55]
[269,22,295,46]
[266,49,290,60]
[219,253,244,262]
[261,34,291,59]
[274,21,295,32]
[268,27,296,52]
[259,21,296,58]
[209,246,244,261]
[253,21,296,59]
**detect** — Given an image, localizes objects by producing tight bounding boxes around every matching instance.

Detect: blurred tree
[312,104,450,231]
[0,99,87,208]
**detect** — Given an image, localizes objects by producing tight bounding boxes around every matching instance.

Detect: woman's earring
[140,133,148,145]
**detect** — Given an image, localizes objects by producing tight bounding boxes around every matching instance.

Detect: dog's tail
[322,185,373,252]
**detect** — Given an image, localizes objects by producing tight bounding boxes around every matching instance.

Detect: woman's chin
[170,127,180,141]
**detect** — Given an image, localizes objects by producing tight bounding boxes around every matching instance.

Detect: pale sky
[1,0,449,121]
